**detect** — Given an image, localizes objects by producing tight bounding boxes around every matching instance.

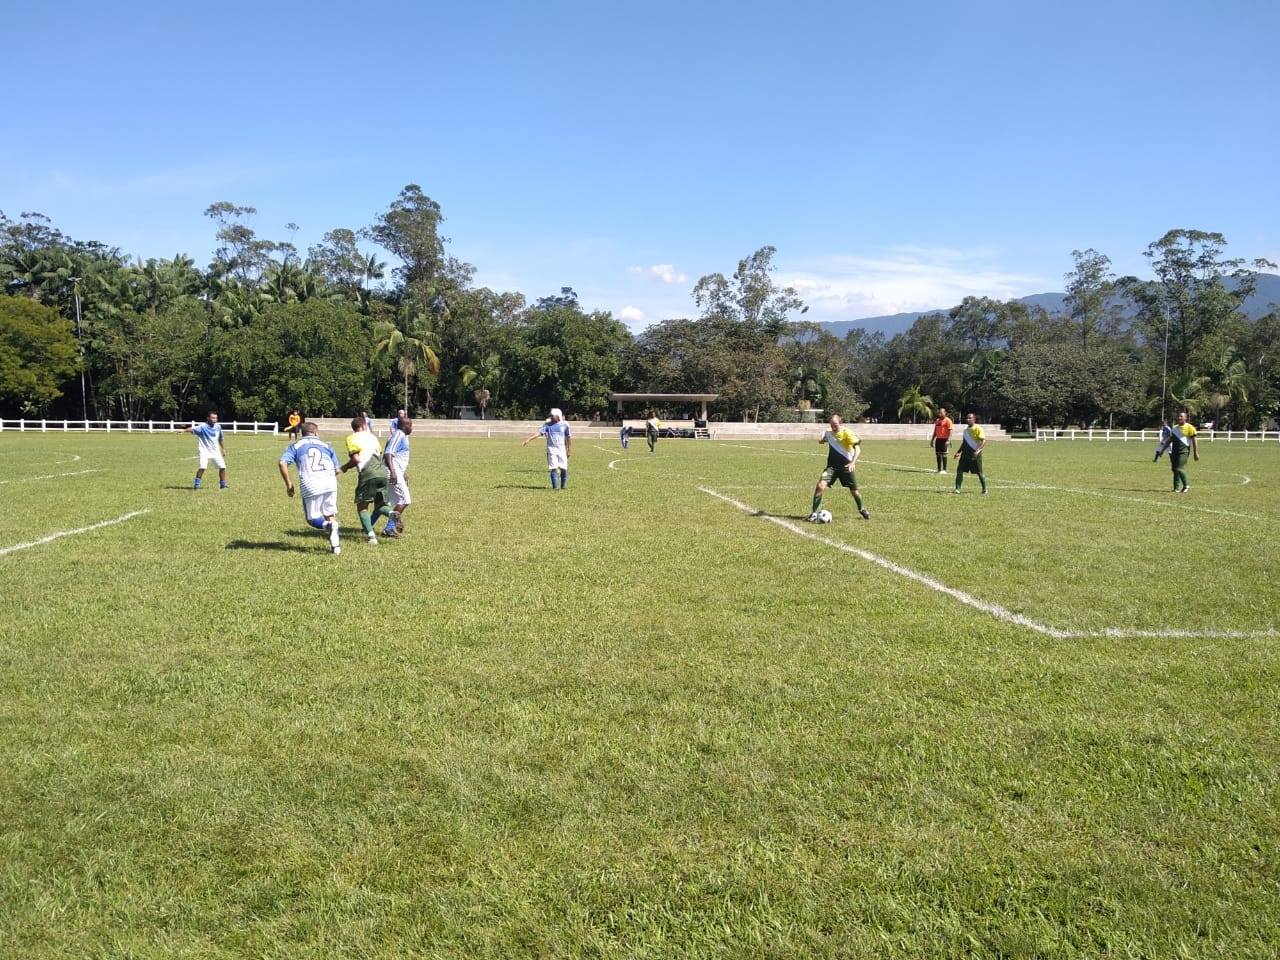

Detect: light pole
[69,276,88,421]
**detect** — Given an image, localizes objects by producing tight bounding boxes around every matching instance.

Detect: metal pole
[1160,303,1170,424]
[70,277,88,421]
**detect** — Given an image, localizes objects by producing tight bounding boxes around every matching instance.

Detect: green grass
[1,432,1277,958]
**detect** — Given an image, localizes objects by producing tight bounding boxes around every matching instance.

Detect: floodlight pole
[1160,305,1170,424]
[70,276,88,421]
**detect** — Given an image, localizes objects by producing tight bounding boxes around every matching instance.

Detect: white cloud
[619,305,646,324]
[628,263,688,285]
[777,248,1047,320]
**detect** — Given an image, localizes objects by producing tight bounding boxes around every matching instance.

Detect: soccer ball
[816,509,833,524]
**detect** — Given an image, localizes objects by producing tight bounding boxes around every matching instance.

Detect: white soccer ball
[816,509,833,524]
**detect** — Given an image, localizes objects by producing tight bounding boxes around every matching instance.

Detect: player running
[953,412,988,494]
[930,407,953,473]
[1155,410,1199,493]
[180,411,228,490]
[277,422,343,554]
[808,414,871,522]
[522,408,572,489]
[339,415,392,544]
[382,417,413,537]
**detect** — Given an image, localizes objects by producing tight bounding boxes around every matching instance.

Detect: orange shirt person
[930,407,953,473]
[284,409,302,439]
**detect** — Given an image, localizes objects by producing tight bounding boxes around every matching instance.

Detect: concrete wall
[304,418,1007,442]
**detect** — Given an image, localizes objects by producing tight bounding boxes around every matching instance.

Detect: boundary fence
[0,419,278,434]
[1036,427,1279,443]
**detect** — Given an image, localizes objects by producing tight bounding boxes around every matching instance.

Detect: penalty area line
[697,487,1277,641]
[0,509,152,558]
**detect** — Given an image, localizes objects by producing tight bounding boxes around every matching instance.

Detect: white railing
[0,419,278,434]
[1036,427,1279,443]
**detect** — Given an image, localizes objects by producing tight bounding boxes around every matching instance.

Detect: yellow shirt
[344,430,382,470]
[1176,423,1197,441]
[823,427,860,462]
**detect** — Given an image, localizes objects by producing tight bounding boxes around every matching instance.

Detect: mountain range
[814,273,1280,339]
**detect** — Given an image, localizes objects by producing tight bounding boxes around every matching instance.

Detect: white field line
[591,443,648,470]
[0,468,100,486]
[698,486,1277,640]
[0,509,152,558]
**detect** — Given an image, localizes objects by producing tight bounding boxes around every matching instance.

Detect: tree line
[2,185,1277,429]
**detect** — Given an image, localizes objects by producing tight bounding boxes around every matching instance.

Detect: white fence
[0,419,278,434]
[1036,427,1279,443]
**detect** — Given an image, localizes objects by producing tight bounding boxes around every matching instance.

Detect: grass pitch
[1,432,1277,958]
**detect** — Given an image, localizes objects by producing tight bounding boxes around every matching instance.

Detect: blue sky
[3,0,1277,329]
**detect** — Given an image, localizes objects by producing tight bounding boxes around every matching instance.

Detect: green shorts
[355,464,389,503]
[820,464,857,489]
[957,449,983,474]
[1169,449,1189,470]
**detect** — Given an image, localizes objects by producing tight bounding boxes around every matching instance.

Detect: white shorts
[198,451,226,470]
[547,449,568,471]
[302,490,338,524]
[388,474,411,507]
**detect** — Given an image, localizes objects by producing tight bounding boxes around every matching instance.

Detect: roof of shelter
[609,393,719,401]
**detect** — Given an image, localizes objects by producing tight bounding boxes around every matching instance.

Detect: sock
[955,473,963,491]
[193,476,201,488]
[359,510,373,534]
[559,469,568,489]
[979,474,988,493]
[550,470,559,489]
[372,504,391,522]
[811,494,823,514]
[385,514,397,531]
[308,518,326,530]
[219,480,228,489]
[853,492,864,510]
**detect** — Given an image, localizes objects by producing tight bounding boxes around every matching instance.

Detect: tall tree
[1063,248,1117,351]
[364,184,474,301]
[692,245,807,336]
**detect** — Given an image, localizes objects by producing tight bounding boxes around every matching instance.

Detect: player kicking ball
[808,414,871,522]
[278,421,342,554]
[180,410,228,490]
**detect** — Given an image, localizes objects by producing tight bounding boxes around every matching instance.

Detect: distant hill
[816,273,1280,338]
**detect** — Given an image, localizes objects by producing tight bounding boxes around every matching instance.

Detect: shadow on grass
[226,539,312,552]
[494,484,553,490]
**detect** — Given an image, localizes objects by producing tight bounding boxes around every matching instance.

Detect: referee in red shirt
[930,407,953,473]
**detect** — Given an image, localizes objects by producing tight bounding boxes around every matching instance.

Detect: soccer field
[1,432,1278,958]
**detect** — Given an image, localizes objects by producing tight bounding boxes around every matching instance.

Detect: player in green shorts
[953,412,988,494]
[339,415,392,544]
[808,414,870,521]
[1156,410,1199,492]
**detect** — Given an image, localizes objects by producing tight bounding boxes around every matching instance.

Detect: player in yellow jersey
[1156,410,1199,492]
[953,412,987,494]
[808,414,871,521]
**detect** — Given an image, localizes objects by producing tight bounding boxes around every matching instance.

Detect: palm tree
[897,384,934,423]
[1166,374,1210,419]
[374,302,441,410]
[362,253,387,289]
[460,353,503,419]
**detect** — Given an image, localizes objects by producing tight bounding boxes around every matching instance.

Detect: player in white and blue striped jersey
[382,418,413,537]
[277,422,343,554]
